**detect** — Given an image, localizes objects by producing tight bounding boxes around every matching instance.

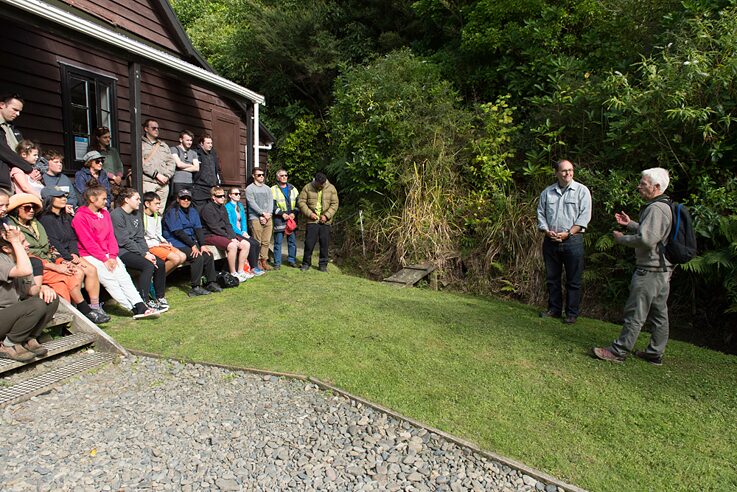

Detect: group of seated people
[0,93,312,362]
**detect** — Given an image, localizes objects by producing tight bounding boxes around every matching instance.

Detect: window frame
[60,63,118,171]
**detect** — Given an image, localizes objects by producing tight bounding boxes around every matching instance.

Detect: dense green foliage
[107,269,737,492]
[172,0,737,349]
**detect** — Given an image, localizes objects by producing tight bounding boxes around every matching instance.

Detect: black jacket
[37,211,79,261]
[0,128,32,191]
[193,146,221,188]
[199,201,237,239]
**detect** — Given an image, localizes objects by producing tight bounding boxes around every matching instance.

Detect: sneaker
[157,297,170,310]
[592,347,625,363]
[287,261,298,268]
[0,343,37,362]
[252,267,265,276]
[188,286,211,297]
[539,310,561,318]
[132,308,160,320]
[86,310,111,324]
[146,299,163,312]
[564,316,577,324]
[634,350,663,366]
[22,338,48,357]
[300,264,310,272]
[273,264,281,270]
[319,265,328,272]
[237,271,255,281]
[205,282,223,293]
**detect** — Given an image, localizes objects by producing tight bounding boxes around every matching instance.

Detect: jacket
[225,201,249,237]
[163,205,206,249]
[74,167,111,206]
[141,137,176,185]
[200,201,237,239]
[298,180,339,224]
[615,197,673,270]
[143,212,166,247]
[71,206,119,262]
[38,211,79,260]
[193,146,221,188]
[110,208,148,256]
[0,128,32,191]
[9,216,54,261]
[43,172,79,207]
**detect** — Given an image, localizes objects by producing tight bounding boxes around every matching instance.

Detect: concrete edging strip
[127,350,586,492]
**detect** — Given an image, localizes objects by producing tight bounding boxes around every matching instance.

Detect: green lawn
[106,267,737,491]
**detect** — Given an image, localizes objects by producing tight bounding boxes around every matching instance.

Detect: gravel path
[0,356,566,491]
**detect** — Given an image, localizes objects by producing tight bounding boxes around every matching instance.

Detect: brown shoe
[22,338,48,357]
[592,347,625,363]
[260,259,273,271]
[0,344,37,362]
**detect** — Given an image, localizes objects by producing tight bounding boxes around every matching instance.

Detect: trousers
[84,256,142,311]
[542,234,584,317]
[303,223,330,268]
[119,252,167,300]
[0,296,59,343]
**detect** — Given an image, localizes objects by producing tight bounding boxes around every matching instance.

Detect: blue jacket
[74,168,111,206]
[163,205,204,249]
[224,201,249,236]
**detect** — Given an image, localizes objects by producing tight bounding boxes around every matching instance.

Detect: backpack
[656,197,697,265]
[216,271,240,288]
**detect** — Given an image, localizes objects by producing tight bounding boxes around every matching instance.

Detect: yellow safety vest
[271,184,298,212]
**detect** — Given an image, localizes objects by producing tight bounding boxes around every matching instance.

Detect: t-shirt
[171,146,198,184]
[0,253,33,308]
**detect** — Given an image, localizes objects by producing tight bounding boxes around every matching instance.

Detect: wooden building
[0,0,272,190]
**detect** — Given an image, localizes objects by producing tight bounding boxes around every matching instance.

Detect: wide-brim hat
[8,193,43,213]
[83,150,104,163]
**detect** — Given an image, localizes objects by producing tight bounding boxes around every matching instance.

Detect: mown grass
[105,267,737,491]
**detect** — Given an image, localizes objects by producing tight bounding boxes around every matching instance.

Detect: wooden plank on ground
[382,262,436,287]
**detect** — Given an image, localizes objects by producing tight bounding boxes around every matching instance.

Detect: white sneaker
[239,270,255,280]
[133,308,161,320]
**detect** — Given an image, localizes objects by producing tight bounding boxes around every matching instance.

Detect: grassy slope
[106,268,737,491]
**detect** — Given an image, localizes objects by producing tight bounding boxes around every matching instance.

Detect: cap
[41,186,70,200]
[82,150,104,162]
[177,189,192,198]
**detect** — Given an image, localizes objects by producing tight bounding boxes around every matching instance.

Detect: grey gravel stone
[0,356,567,491]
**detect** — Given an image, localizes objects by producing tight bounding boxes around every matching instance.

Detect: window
[60,64,117,169]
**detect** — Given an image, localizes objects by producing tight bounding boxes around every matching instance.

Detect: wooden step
[0,352,115,406]
[383,262,436,287]
[0,333,96,375]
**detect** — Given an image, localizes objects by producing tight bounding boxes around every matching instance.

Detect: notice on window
[75,136,89,161]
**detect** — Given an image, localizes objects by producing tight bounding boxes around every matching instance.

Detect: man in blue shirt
[536,159,592,324]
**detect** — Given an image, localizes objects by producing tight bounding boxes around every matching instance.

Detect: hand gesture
[615,211,631,227]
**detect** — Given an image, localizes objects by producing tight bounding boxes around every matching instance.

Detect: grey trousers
[611,268,671,357]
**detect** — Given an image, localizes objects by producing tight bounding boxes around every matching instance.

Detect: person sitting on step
[162,188,221,297]
[71,185,159,320]
[141,191,187,275]
[8,192,109,324]
[0,224,58,362]
[111,188,169,313]
[199,185,254,282]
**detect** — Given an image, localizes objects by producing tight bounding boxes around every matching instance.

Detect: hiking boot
[22,338,48,357]
[635,350,663,366]
[273,264,281,270]
[300,264,310,272]
[287,261,298,268]
[0,344,36,362]
[86,310,110,324]
[205,282,223,293]
[592,347,625,363]
[564,315,577,324]
[132,308,160,320]
[259,259,273,271]
[539,310,561,319]
[188,286,211,297]
[319,265,328,272]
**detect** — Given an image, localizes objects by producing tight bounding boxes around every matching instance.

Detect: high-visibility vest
[271,184,298,212]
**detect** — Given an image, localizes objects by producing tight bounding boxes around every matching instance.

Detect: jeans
[273,230,297,266]
[610,269,671,357]
[303,223,330,268]
[542,234,584,317]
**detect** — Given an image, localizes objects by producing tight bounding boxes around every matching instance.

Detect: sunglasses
[230,192,241,196]
[278,174,288,178]
[178,196,191,201]
[149,126,159,130]
[255,173,264,177]
[214,194,226,198]
[20,204,35,212]
[94,158,105,163]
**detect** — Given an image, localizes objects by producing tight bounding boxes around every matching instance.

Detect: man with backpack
[593,168,676,366]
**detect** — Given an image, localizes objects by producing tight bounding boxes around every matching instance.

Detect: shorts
[149,244,175,261]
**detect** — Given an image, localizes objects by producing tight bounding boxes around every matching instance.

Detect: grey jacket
[616,198,672,270]
[110,208,148,256]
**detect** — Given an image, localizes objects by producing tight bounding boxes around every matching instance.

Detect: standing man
[593,168,673,365]
[271,169,299,269]
[298,172,339,272]
[0,94,39,193]
[170,130,200,198]
[192,135,221,210]
[536,159,592,324]
[141,119,176,210]
[245,168,274,272]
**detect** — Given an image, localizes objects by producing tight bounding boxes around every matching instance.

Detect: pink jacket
[72,206,119,262]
